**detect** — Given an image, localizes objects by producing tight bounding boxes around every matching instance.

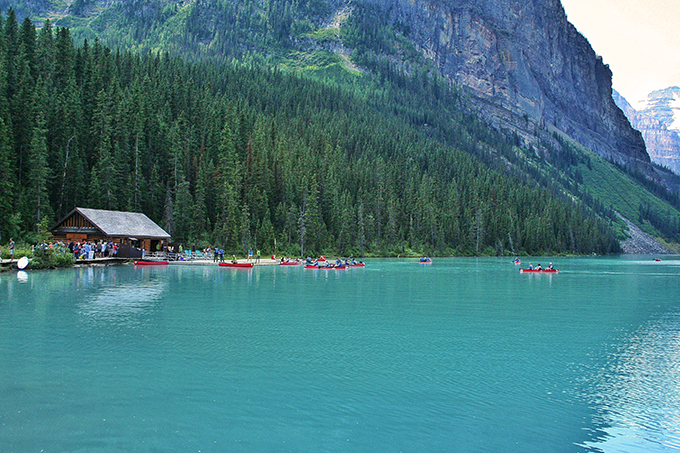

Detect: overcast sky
[560,0,680,106]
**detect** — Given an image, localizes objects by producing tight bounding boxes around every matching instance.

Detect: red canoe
[304,265,346,269]
[520,269,558,273]
[219,262,254,268]
[280,261,302,265]
[348,263,365,267]
[134,260,169,265]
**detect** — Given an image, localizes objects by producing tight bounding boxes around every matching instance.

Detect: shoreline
[3,253,677,273]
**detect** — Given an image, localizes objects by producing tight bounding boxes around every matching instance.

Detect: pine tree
[172,179,193,243]
[215,122,241,248]
[0,118,15,240]
[89,89,117,209]
[36,20,55,83]
[19,17,36,81]
[240,203,251,254]
[191,155,212,240]
[12,49,35,188]
[25,110,52,232]
[163,185,174,237]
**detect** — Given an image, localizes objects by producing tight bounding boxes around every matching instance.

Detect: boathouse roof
[51,207,171,239]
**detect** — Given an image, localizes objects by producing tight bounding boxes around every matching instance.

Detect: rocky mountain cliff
[614,89,680,176]
[359,0,649,168]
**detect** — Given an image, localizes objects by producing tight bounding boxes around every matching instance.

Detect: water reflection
[16,271,28,283]
[76,267,167,327]
[583,313,680,452]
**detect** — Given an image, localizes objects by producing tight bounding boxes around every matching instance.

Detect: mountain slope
[0,18,633,255]
[7,0,649,168]
[3,2,680,252]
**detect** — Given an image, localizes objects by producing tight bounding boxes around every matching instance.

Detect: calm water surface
[1,257,680,452]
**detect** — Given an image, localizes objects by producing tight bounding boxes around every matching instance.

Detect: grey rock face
[614,89,680,175]
[363,0,649,165]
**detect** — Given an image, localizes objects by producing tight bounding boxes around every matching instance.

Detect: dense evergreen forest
[0,11,622,256]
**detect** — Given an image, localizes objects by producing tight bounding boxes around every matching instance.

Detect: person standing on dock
[256,249,261,263]
[9,238,15,262]
[248,248,253,261]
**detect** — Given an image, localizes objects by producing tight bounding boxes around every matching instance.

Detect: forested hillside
[1,0,326,64]
[0,12,630,256]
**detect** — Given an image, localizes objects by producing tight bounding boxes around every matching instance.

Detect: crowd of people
[50,240,118,259]
[70,240,118,259]
[1,239,119,262]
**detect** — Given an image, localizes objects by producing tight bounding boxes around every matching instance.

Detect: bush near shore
[1,243,75,270]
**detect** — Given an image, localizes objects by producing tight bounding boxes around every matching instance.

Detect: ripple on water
[582,312,680,452]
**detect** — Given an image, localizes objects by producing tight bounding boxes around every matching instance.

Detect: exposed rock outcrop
[617,213,672,255]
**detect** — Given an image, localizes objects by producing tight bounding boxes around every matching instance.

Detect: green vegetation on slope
[578,147,680,247]
[0,13,625,256]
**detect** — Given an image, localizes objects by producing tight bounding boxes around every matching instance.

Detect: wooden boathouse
[51,207,171,258]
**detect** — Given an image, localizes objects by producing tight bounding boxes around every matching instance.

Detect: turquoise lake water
[1,257,680,452]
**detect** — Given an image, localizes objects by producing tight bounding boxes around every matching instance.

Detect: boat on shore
[520,269,558,273]
[219,262,254,268]
[134,260,169,266]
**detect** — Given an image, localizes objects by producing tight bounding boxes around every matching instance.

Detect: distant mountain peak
[614,88,680,175]
[636,86,680,132]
